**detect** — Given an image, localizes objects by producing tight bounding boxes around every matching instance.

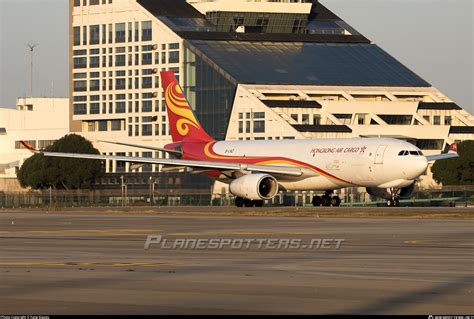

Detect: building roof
[138,0,205,18]
[186,40,430,87]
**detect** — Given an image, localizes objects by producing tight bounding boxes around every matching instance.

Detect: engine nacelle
[229,174,279,200]
[366,183,416,200]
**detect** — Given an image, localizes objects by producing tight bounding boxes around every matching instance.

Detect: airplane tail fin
[160,71,214,143]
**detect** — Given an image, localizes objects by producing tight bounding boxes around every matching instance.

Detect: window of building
[89,56,99,68]
[73,72,87,79]
[423,115,430,123]
[115,23,125,43]
[142,77,152,89]
[169,43,179,50]
[89,25,99,44]
[115,101,125,113]
[73,95,87,102]
[102,24,106,44]
[73,80,87,92]
[128,22,132,42]
[134,22,139,42]
[73,49,87,56]
[90,0,99,5]
[90,80,100,91]
[238,121,243,133]
[253,120,265,133]
[82,26,87,45]
[378,114,412,125]
[168,51,179,64]
[444,116,452,125]
[141,21,152,41]
[313,114,321,125]
[115,55,125,67]
[333,113,352,125]
[291,114,298,122]
[98,120,108,131]
[416,139,443,150]
[142,45,153,52]
[357,114,365,125]
[73,27,81,46]
[73,57,87,69]
[73,104,87,115]
[302,114,309,124]
[15,140,36,149]
[74,0,81,6]
[433,115,441,125]
[115,78,126,90]
[142,124,152,136]
[142,100,152,112]
[108,23,112,44]
[90,103,100,114]
[142,53,152,65]
[111,120,122,131]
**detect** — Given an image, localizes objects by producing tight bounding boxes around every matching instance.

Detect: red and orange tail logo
[161,71,214,143]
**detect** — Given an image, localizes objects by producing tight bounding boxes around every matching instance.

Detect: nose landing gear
[386,188,401,207]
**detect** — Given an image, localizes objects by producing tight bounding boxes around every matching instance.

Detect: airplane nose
[413,157,428,177]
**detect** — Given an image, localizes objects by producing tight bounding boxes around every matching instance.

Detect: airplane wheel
[321,195,331,207]
[244,199,254,207]
[235,197,244,207]
[330,196,341,207]
[253,200,264,207]
[312,196,322,207]
[386,199,400,207]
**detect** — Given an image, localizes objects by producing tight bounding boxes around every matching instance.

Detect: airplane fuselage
[171,137,428,192]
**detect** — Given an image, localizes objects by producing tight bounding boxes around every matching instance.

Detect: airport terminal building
[69,0,474,197]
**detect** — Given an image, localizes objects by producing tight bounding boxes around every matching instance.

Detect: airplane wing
[98,140,182,155]
[425,143,459,162]
[21,141,305,177]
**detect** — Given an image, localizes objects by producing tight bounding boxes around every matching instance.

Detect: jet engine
[366,183,415,200]
[229,174,279,200]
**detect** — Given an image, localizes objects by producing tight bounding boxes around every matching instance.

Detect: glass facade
[186,40,430,87]
[184,44,237,140]
[206,11,309,34]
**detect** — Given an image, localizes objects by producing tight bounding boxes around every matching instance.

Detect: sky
[0,0,472,114]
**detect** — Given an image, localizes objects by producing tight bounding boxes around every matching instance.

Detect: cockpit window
[399,150,423,156]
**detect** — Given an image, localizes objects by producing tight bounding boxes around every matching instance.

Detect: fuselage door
[374,145,388,164]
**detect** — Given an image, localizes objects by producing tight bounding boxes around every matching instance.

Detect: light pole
[26,43,38,97]
[120,175,124,207]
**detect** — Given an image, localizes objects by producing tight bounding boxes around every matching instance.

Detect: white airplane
[21,71,459,207]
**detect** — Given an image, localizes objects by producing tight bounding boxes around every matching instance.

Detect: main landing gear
[235,197,264,208]
[312,191,341,207]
